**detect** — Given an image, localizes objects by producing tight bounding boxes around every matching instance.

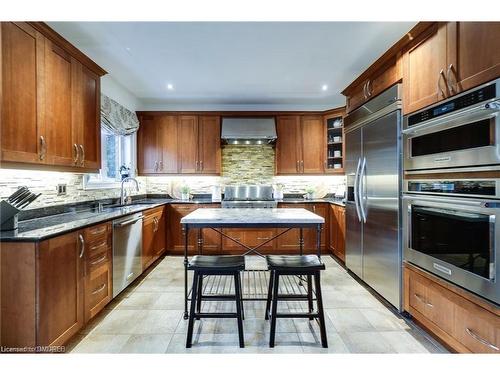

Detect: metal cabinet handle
[154,161,158,172]
[126,272,135,280]
[446,64,457,95]
[363,82,367,99]
[92,283,107,295]
[153,217,159,232]
[438,69,447,98]
[414,293,433,308]
[159,160,163,171]
[200,160,203,171]
[90,254,107,266]
[114,216,144,227]
[465,328,499,351]
[90,241,107,251]
[78,234,85,258]
[366,79,372,97]
[296,160,300,171]
[79,145,85,166]
[73,144,79,165]
[300,160,304,172]
[39,136,47,160]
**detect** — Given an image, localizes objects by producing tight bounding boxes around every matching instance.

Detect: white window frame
[84,130,137,190]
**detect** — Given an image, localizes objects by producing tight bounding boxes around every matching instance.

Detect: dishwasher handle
[114,215,144,227]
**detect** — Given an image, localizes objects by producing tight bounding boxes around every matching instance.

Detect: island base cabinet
[404,263,500,353]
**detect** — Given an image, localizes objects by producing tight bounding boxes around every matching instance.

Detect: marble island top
[180,208,325,226]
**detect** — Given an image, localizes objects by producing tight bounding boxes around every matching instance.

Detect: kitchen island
[180,207,325,319]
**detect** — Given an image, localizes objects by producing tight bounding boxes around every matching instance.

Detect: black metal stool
[186,255,246,348]
[264,255,328,348]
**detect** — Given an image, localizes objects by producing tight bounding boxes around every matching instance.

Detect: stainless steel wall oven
[403,179,499,305]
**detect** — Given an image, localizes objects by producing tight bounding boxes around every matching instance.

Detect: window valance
[101,94,140,135]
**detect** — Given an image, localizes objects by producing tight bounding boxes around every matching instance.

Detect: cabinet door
[403,23,448,114]
[345,81,368,114]
[1,22,44,164]
[329,204,338,254]
[142,212,156,271]
[337,207,346,262]
[275,116,301,174]
[37,231,84,346]
[75,64,101,170]
[167,204,198,253]
[157,115,179,173]
[178,115,198,173]
[43,39,76,166]
[198,115,221,174]
[275,203,303,252]
[137,116,160,174]
[200,204,221,253]
[300,116,325,174]
[304,204,327,253]
[447,22,500,94]
[154,207,166,260]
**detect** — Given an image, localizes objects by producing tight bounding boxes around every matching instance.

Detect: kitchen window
[84,129,137,189]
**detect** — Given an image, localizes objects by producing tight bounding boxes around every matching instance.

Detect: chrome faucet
[120,177,139,206]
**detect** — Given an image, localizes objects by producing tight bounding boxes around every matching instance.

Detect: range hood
[221,118,277,145]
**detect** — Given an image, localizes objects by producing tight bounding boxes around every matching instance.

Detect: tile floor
[67,256,447,354]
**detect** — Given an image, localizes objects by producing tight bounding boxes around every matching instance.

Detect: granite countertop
[181,208,325,226]
[0,195,342,242]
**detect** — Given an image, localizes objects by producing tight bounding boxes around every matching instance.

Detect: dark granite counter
[0,194,344,242]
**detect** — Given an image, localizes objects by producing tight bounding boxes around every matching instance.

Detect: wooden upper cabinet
[301,116,324,174]
[446,22,500,95]
[1,22,44,164]
[178,115,199,173]
[137,116,160,174]
[37,231,84,346]
[276,116,301,174]
[43,39,77,167]
[158,115,179,173]
[198,115,221,174]
[403,23,448,114]
[75,65,101,170]
[1,22,105,170]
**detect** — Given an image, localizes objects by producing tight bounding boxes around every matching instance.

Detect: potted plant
[273,183,284,200]
[305,186,315,200]
[180,185,191,201]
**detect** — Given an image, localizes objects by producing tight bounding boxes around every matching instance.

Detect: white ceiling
[49,22,415,111]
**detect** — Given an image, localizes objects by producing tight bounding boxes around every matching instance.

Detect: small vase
[181,193,190,201]
[306,192,314,200]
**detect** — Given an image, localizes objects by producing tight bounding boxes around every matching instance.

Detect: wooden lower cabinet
[222,228,276,254]
[142,206,166,270]
[404,263,500,353]
[329,204,346,262]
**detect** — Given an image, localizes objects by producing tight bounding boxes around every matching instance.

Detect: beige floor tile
[359,308,410,331]
[133,309,183,334]
[340,331,397,353]
[327,308,375,332]
[91,309,145,335]
[120,334,173,353]
[71,334,131,353]
[379,331,431,353]
[299,332,350,353]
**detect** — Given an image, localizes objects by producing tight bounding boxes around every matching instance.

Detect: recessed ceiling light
[125,47,131,52]
[167,83,174,90]
[321,84,328,91]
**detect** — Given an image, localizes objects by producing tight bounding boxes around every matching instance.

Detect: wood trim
[27,22,106,76]
[341,22,434,95]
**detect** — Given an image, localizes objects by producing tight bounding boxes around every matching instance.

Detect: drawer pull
[92,283,107,295]
[465,328,499,351]
[89,227,106,236]
[414,293,433,308]
[90,255,107,266]
[90,241,108,251]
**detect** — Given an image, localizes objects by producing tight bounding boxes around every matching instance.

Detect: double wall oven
[403,79,500,306]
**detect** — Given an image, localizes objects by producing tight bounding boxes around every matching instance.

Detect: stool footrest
[196,294,238,301]
[194,312,238,319]
[275,313,320,319]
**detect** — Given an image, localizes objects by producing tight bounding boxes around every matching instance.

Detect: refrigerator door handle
[353,157,362,222]
[359,156,367,223]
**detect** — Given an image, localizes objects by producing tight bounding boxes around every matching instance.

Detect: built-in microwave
[403,179,499,305]
[403,78,500,172]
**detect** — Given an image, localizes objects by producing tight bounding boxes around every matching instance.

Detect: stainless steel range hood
[221,118,277,145]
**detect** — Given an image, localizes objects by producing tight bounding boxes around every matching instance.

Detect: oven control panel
[406,179,498,198]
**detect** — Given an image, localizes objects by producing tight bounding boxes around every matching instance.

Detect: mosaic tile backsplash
[0,145,344,208]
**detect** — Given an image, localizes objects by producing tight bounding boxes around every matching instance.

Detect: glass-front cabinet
[324,109,345,174]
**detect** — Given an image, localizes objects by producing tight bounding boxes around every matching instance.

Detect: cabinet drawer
[87,246,111,274]
[144,206,164,219]
[408,270,454,335]
[453,299,500,353]
[83,223,110,244]
[85,262,112,322]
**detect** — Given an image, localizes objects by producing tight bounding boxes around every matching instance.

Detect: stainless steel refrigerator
[344,84,402,310]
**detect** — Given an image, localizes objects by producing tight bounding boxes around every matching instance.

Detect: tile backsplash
[0,144,345,208]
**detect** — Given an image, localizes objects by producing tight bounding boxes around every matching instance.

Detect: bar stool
[186,255,246,348]
[264,255,328,348]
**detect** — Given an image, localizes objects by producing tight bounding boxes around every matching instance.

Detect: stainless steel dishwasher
[112,213,143,297]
